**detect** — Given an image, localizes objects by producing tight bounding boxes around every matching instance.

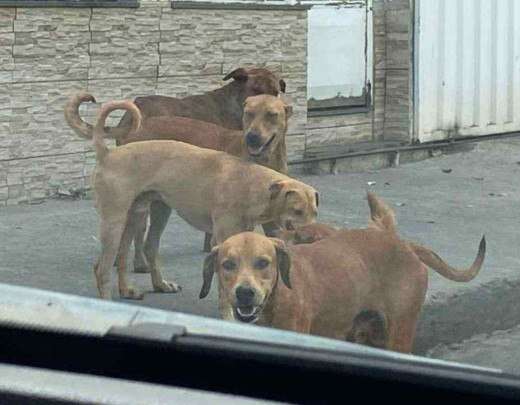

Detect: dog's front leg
[261,221,282,237]
[145,201,181,293]
[203,232,213,253]
[212,212,252,244]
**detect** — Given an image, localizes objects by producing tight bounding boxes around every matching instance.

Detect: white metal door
[414,0,520,142]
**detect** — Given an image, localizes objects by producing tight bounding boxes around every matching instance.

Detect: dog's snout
[236,285,255,303]
[246,131,262,148]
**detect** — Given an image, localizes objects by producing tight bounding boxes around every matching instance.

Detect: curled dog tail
[409,236,486,282]
[93,100,142,163]
[64,92,97,139]
[64,92,137,140]
[366,192,397,234]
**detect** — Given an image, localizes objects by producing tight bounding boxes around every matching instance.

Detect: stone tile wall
[0,0,413,204]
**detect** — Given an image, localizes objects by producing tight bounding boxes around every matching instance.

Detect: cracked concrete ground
[1,138,519,371]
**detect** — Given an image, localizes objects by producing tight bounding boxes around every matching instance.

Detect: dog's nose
[236,285,255,304]
[246,132,262,148]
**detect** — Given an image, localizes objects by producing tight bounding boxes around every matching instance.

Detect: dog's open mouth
[234,305,261,324]
[248,134,276,157]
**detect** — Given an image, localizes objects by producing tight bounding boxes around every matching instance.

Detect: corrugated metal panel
[414,0,520,142]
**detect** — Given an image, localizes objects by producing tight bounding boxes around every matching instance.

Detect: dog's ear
[223,68,249,82]
[315,192,320,207]
[279,79,286,93]
[284,104,293,119]
[269,180,289,200]
[199,246,219,299]
[270,238,291,289]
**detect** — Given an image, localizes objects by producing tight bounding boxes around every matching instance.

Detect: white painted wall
[415,0,520,142]
[307,4,369,101]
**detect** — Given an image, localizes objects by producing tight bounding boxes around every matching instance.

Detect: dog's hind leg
[117,216,145,300]
[387,314,420,353]
[133,211,150,273]
[145,201,181,293]
[94,215,127,300]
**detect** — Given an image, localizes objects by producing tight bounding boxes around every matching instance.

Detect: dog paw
[120,287,144,300]
[153,280,182,293]
[134,265,151,274]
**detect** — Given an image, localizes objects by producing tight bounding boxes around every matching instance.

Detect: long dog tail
[366,191,397,234]
[93,100,142,163]
[365,191,486,282]
[408,237,486,282]
[64,92,136,140]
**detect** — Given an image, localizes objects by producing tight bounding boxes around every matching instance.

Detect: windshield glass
[1,0,519,378]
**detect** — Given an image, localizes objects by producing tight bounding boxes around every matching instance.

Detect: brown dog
[275,223,338,245]
[117,67,285,132]
[90,100,318,300]
[67,92,293,271]
[65,67,285,140]
[199,193,485,353]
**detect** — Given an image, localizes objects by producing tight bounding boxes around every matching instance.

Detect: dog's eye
[293,209,303,216]
[222,260,236,271]
[266,111,278,119]
[255,258,270,270]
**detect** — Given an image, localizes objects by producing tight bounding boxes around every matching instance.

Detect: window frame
[0,0,139,7]
[306,1,373,117]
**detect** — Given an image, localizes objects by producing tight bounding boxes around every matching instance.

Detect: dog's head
[223,67,286,99]
[199,232,291,324]
[242,95,292,158]
[276,223,339,245]
[269,179,319,231]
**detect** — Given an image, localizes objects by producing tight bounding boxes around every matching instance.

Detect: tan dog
[199,193,485,353]
[90,100,318,300]
[67,92,293,270]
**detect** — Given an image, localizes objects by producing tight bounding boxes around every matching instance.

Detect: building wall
[305,0,412,154]
[378,0,413,142]
[0,0,412,205]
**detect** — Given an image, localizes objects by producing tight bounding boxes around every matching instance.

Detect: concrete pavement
[1,138,519,366]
